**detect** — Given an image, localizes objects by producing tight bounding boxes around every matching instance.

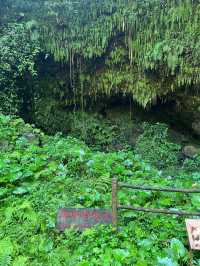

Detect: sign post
[57,178,200,265]
[112,178,118,229]
[57,208,112,231]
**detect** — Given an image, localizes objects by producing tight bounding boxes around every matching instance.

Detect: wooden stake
[112,178,118,229]
[189,248,193,266]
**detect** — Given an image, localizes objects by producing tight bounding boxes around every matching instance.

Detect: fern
[95,173,111,193]
[0,253,11,266]
[1,0,200,108]
[0,239,13,266]
[0,239,13,254]
[12,256,27,266]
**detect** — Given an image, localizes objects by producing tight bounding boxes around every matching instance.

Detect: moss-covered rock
[34,97,71,134]
[182,145,200,158]
[172,93,200,135]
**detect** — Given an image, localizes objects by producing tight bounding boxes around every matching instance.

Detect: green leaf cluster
[0,23,40,114]
[2,0,200,107]
[1,113,200,265]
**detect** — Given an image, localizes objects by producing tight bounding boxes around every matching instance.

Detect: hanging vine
[1,0,200,107]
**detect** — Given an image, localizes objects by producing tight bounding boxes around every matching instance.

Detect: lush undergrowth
[1,114,200,265]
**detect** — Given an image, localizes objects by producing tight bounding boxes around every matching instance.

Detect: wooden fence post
[112,178,118,229]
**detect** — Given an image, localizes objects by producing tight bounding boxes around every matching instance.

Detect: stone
[23,132,39,144]
[0,140,9,151]
[192,121,200,136]
[182,145,200,158]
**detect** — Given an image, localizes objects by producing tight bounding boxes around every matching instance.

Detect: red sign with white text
[57,208,112,231]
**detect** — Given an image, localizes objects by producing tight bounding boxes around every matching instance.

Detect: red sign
[57,208,112,231]
[186,219,200,250]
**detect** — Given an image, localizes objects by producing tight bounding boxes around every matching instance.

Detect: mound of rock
[192,121,200,136]
[182,145,200,158]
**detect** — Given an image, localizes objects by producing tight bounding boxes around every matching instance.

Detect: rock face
[192,121,200,136]
[105,105,144,146]
[182,145,200,158]
[173,94,200,136]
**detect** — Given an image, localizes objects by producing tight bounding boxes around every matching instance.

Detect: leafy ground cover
[1,114,200,265]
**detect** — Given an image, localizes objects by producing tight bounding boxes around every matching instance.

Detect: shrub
[135,122,181,169]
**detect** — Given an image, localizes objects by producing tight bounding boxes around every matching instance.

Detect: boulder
[182,145,200,158]
[192,121,200,136]
[23,132,39,145]
[0,140,9,151]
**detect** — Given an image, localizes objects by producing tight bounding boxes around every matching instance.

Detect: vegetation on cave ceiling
[1,0,200,110]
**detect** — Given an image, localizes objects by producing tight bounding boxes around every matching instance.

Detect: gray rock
[0,140,9,151]
[23,132,38,144]
[182,145,200,158]
[192,121,200,136]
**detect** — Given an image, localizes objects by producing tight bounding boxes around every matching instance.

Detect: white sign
[186,219,200,250]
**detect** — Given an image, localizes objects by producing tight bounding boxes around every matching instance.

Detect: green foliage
[1,114,200,265]
[0,23,39,84]
[39,0,200,105]
[0,238,13,266]
[0,91,19,115]
[0,23,40,114]
[69,112,117,150]
[183,155,200,172]
[135,122,181,169]
[1,0,200,107]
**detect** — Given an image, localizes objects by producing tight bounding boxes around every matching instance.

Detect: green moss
[2,0,200,108]
[39,0,200,106]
